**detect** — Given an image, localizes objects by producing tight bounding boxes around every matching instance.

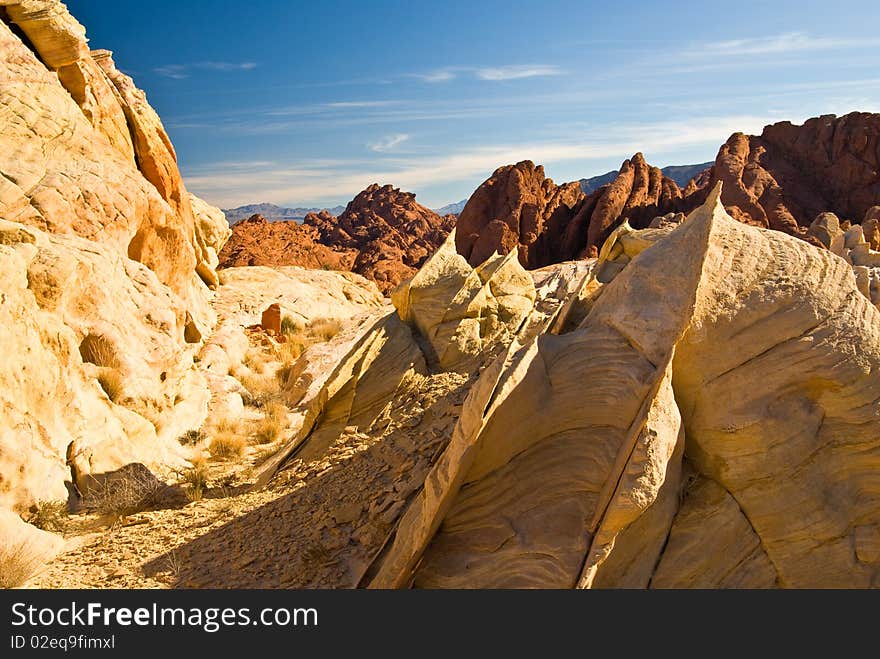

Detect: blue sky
[67,0,880,209]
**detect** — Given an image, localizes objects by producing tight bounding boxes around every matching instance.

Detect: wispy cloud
[325,100,400,108]
[369,133,410,152]
[410,65,563,83]
[682,32,880,58]
[183,113,773,208]
[475,64,564,81]
[154,64,189,79]
[154,61,258,79]
[416,69,457,83]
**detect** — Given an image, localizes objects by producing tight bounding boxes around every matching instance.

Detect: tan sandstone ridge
[219,184,456,295]
[1,0,220,514]
[458,112,880,266]
[0,0,384,577]
[92,185,874,589]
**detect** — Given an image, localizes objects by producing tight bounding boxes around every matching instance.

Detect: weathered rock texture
[217,214,356,272]
[455,161,585,268]
[222,185,880,589]
[458,113,880,266]
[456,155,682,266]
[219,184,456,295]
[0,1,228,513]
[0,1,228,322]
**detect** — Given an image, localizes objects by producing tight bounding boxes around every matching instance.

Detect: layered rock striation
[222,186,880,589]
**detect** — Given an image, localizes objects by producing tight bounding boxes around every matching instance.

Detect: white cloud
[683,32,880,58]
[183,113,774,207]
[154,64,189,79]
[325,100,400,108]
[475,64,564,81]
[200,61,258,71]
[417,69,457,83]
[154,61,257,79]
[368,133,410,152]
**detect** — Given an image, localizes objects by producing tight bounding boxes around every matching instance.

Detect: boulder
[261,303,282,335]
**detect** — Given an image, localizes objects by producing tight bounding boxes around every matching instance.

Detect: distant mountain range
[222,203,347,224]
[579,162,713,194]
[433,199,468,216]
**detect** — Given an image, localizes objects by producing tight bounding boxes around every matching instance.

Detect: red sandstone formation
[455,161,584,268]
[217,214,356,271]
[219,184,454,295]
[456,155,681,266]
[456,112,880,267]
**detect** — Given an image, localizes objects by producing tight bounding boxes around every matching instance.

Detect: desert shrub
[178,429,206,446]
[308,318,342,342]
[0,538,44,589]
[209,435,246,459]
[181,454,210,501]
[253,402,288,444]
[25,501,67,533]
[82,464,165,519]
[280,315,303,336]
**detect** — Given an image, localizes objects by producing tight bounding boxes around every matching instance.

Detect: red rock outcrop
[217,214,355,271]
[581,152,683,252]
[456,155,681,266]
[219,184,455,295]
[456,113,880,268]
[455,161,584,268]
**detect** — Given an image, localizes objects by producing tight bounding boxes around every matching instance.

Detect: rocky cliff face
[220,184,455,294]
[691,113,880,234]
[456,155,683,266]
[0,0,229,516]
[459,113,880,267]
[455,161,585,268]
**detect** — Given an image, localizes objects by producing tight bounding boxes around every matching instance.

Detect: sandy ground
[28,369,471,589]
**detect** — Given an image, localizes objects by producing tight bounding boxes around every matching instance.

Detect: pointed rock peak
[597,220,634,264]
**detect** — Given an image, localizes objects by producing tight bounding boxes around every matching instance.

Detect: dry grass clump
[26,501,68,533]
[238,371,277,403]
[209,435,246,460]
[181,454,210,501]
[80,335,125,403]
[275,316,343,369]
[208,418,246,460]
[243,347,270,374]
[82,464,165,519]
[253,402,288,444]
[280,316,303,335]
[278,337,308,365]
[0,538,45,589]
[309,318,342,342]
